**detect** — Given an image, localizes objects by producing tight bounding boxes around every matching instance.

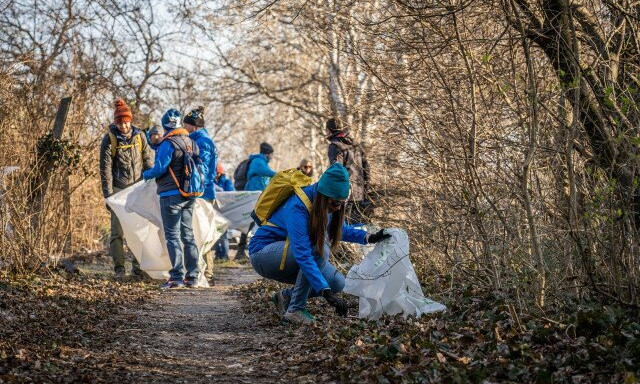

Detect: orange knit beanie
[114,98,133,124]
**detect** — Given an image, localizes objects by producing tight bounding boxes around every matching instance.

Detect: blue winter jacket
[215,175,235,191]
[245,153,276,191]
[190,129,217,200]
[248,183,368,293]
[142,139,181,197]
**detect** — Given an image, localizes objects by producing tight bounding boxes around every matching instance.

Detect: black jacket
[327,134,370,202]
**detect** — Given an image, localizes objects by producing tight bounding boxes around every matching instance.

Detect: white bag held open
[344,228,446,319]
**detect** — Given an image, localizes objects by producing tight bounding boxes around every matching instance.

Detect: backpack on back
[250,168,312,270]
[108,130,143,158]
[233,158,253,190]
[165,133,205,199]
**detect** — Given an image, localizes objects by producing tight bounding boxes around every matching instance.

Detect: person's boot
[114,269,125,282]
[235,233,248,261]
[283,309,316,325]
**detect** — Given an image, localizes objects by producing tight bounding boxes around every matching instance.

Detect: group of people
[100,98,386,323]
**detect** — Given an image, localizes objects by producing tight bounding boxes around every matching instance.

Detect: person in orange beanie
[99,98,153,281]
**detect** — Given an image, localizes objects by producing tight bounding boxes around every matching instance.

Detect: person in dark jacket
[142,108,200,289]
[249,163,391,325]
[237,142,277,260]
[326,118,371,225]
[99,98,153,281]
[213,163,234,260]
[183,106,218,281]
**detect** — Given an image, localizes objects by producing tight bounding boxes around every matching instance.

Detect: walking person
[142,108,201,289]
[325,118,371,225]
[183,106,218,282]
[100,98,153,281]
[147,125,164,147]
[248,163,390,324]
[213,163,234,260]
[236,142,277,260]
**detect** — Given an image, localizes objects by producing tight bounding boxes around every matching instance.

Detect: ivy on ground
[237,279,640,384]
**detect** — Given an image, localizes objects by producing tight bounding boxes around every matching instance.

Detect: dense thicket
[1,0,639,310]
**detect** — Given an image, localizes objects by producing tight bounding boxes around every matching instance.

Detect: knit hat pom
[115,98,126,108]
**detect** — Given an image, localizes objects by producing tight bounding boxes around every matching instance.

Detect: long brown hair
[308,192,345,254]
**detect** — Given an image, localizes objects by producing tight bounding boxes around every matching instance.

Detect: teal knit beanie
[318,163,350,199]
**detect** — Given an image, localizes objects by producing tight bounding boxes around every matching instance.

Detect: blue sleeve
[198,140,211,177]
[341,224,368,244]
[285,199,330,293]
[252,158,276,178]
[223,178,235,191]
[143,141,174,180]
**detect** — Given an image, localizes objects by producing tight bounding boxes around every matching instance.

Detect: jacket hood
[249,153,269,162]
[189,128,211,141]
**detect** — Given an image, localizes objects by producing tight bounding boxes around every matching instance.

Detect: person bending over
[248,163,390,324]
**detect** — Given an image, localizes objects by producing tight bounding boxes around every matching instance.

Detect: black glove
[367,229,391,244]
[321,289,348,317]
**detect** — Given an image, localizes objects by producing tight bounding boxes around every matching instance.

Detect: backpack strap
[109,131,144,158]
[278,186,312,270]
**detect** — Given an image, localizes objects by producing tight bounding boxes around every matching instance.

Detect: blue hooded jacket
[142,138,180,197]
[215,175,235,191]
[248,183,368,293]
[189,129,217,200]
[245,153,276,191]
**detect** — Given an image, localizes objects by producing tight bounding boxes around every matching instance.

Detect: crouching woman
[248,163,389,324]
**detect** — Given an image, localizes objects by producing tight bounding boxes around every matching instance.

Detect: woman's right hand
[321,289,348,317]
[367,229,391,244]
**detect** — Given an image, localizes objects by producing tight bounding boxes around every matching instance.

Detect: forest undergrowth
[238,277,640,384]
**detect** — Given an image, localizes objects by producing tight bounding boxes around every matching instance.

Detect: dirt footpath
[110,266,297,384]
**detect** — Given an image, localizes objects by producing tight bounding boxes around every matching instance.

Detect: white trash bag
[107,180,229,287]
[344,228,446,319]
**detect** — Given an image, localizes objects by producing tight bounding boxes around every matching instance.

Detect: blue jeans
[249,241,345,312]
[159,194,199,281]
[214,230,229,260]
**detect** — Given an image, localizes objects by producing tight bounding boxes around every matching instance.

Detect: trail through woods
[103,266,293,384]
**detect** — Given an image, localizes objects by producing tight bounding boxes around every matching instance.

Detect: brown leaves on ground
[237,279,640,384]
[0,273,148,383]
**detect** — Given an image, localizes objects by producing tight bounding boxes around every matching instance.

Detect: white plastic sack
[215,191,260,232]
[344,228,446,319]
[107,180,229,287]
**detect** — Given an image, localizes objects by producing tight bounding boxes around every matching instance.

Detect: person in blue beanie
[248,163,391,324]
[143,108,200,289]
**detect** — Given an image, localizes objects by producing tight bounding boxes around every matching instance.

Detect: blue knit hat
[161,108,182,131]
[318,163,350,199]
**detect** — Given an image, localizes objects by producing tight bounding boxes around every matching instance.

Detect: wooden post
[29,97,73,237]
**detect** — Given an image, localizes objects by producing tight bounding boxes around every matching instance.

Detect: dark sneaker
[130,269,144,282]
[114,270,125,282]
[283,309,316,325]
[271,290,290,319]
[161,279,184,289]
[183,278,197,288]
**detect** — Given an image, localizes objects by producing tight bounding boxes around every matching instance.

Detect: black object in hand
[368,229,391,244]
[321,289,348,317]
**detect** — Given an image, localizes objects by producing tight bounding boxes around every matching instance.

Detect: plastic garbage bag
[344,228,446,319]
[107,180,229,287]
[215,191,261,232]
